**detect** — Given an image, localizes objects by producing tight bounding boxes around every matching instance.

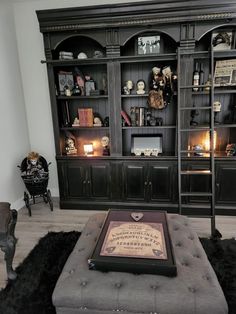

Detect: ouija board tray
[88,209,177,276]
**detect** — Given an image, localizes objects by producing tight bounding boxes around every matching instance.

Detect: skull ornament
[226,144,236,156]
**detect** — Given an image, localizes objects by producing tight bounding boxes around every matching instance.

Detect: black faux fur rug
[0,231,80,314]
[0,233,235,314]
[200,238,236,314]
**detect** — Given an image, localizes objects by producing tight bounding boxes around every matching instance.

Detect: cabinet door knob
[144,181,148,186]
[149,182,152,186]
[83,180,86,184]
[87,180,91,184]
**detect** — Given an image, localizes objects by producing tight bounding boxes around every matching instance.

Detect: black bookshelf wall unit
[37,0,236,214]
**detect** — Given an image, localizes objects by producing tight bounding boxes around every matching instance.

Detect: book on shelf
[130,107,146,126]
[78,108,94,127]
[121,110,131,126]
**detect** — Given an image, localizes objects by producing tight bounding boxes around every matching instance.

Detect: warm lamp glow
[204,131,217,151]
[84,143,94,156]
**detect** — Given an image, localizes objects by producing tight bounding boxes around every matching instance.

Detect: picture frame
[88,209,177,276]
[212,30,235,50]
[137,35,161,55]
[214,59,236,86]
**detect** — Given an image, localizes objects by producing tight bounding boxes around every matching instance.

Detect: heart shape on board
[131,212,144,222]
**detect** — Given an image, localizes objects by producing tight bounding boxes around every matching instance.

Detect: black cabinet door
[216,163,236,204]
[185,162,211,204]
[148,163,173,202]
[123,162,148,201]
[67,163,87,198]
[88,163,111,199]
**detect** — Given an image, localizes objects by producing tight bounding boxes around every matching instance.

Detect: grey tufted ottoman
[52,213,228,314]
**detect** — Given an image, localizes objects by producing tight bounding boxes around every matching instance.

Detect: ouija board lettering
[100,221,167,259]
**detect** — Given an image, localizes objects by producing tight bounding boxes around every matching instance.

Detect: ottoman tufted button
[81,281,87,287]
[173,226,179,231]
[181,261,189,267]
[115,282,122,288]
[175,241,182,247]
[202,275,210,281]
[150,284,159,290]
[188,235,194,240]
[78,247,85,252]
[188,287,196,293]
[193,253,200,259]
[85,232,92,236]
[69,269,75,274]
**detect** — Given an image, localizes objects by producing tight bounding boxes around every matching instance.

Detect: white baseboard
[11,197,25,211]
[11,188,59,211]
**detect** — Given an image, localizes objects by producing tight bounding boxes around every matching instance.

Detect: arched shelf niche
[52,35,106,60]
[195,25,236,52]
[121,30,177,57]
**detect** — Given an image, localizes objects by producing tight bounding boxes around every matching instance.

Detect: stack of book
[59,51,74,60]
[121,107,146,126]
[78,108,93,127]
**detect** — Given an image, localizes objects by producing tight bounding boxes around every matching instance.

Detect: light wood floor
[0,198,235,289]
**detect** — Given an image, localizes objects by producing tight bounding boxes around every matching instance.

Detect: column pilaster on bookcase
[107,60,122,156]
[106,29,120,57]
[106,45,121,57]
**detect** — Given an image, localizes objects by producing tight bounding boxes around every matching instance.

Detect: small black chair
[0,202,17,280]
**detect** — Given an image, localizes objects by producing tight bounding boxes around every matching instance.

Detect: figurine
[225,143,236,156]
[162,65,174,107]
[190,104,199,126]
[93,50,104,58]
[213,101,221,124]
[150,67,164,90]
[103,116,109,127]
[136,79,146,95]
[123,80,133,95]
[65,135,77,155]
[192,144,203,156]
[26,151,44,176]
[94,115,102,127]
[101,136,110,156]
[64,85,72,96]
[74,67,85,95]
[72,117,80,127]
[85,74,95,96]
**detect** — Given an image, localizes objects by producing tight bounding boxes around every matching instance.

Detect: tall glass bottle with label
[192,62,199,91]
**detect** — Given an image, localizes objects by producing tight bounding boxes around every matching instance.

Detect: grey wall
[0,2,30,209]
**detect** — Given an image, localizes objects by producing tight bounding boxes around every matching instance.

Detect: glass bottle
[199,63,204,90]
[192,62,199,92]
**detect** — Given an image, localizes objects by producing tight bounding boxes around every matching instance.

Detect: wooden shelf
[60,127,109,131]
[122,125,176,129]
[57,95,108,100]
